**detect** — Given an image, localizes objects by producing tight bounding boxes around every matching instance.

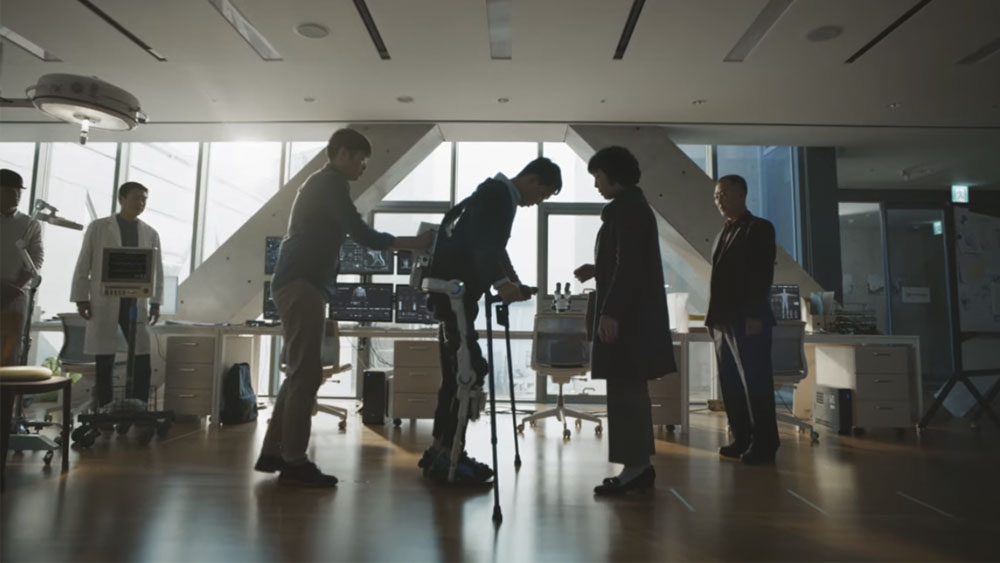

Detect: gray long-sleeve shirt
[1,210,44,286]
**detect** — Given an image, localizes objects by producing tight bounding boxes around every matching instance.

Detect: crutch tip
[492,507,503,523]
[514,456,521,468]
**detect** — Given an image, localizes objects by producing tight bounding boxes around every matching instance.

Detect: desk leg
[211,329,224,427]
[62,381,71,474]
[1,391,14,491]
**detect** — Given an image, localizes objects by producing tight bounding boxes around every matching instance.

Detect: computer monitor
[101,248,154,298]
[770,284,801,321]
[160,275,179,316]
[262,281,279,320]
[394,285,436,324]
[264,236,282,275]
[396,250,413,275]
[328,283,394,322]
[339,239,393,275]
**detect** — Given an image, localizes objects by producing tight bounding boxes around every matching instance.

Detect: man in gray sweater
[0,169,43,366]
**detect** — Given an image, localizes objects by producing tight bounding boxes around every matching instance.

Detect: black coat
[590,187,676,381]
[705,212,777,329]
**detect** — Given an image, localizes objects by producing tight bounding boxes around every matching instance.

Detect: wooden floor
[2,403,999,563]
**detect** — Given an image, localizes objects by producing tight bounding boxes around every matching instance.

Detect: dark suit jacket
[705,212,777,329]
[429,178,516,297]
[591,187,676,381]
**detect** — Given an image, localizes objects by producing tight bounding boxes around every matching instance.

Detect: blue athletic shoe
[418,447,493,484]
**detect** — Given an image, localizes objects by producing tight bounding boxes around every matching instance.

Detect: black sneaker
[420,447,493,485]
[254,454,285,473]
[279,461,338,487]
[719,442,749,459]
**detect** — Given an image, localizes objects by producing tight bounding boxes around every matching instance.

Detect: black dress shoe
[254,454,285,473]
[719,442,749,459]
[594,466,656,496]
[740,448,776,466]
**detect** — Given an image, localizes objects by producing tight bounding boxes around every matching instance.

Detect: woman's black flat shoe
[594,466,656,496]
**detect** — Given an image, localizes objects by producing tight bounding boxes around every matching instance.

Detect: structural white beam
[566,124,824,312]
[177,123,443,322]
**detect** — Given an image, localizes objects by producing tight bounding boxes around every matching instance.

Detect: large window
[716,145,799,260]
[384,142,453,202]
[546,214,600,294]
[286,141,326,183]
[0,142,36,214]
[542,142,604,203]
[678,144,710,175]
[35,143,117,320]
[203,142,282,260]
[126,143,199,281]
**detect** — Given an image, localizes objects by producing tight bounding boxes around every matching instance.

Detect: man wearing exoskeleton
[417,157,562,485]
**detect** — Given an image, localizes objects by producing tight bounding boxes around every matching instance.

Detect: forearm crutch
[484,292,503,523]
[495,300,521,468]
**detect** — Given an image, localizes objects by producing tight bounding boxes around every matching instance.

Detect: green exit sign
[952,185,969,203]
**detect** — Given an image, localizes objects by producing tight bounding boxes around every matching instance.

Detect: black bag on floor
[221,362,258,425]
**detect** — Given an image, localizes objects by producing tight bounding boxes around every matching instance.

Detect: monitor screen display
[265,236,283,275]
[770,284,801,321]
[395,285,436,324]
[102,248,153,283]
[328,283,394,322]
[396,250,413,275]
[263,281,279,320]
[339,239,392,275]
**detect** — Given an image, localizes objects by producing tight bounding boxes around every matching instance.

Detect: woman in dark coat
[574,146,676,495]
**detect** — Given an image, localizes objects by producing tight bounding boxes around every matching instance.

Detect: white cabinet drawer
[393,367,440,393]
[166,388,213,416]
[856,372,909,402]
[650,399,683,426]
[854,399,911,428]
[166,363,214,390]
[394,340,441,368]
[854,346,908,375]
[648,374,681,398]
[392,392,437,418]
[166,336,216,365]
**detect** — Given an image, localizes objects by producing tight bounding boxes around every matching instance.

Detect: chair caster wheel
[516,424,525,433]
[529,421,536,427]
[43,450,54,465]
[115,423,131,435]
[44,414,53,423]
[393,418,402,427]
[575,419,582,429]
[666,424,676,433]
[595,426,603,436]
[563,429,571,440]
[810,431,820,442]
[338,420,347,430]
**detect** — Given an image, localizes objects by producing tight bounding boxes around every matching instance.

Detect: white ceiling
[1,0,999,188]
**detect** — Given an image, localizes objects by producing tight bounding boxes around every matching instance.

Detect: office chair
[518,312,603,439]
[771,320,818,442]
[280,320,352,430]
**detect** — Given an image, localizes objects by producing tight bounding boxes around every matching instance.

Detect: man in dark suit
[706,174,779,465]
[419,157,562,484]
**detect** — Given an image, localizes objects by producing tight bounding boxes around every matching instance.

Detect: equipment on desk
[770,284,801,321]
[519,309,602,439]
[396,250,413,275]
[339,238,393,275]
[394,285,436,324]
[73,249,175,448]
[264,236,282,275]
[328,283,394,322]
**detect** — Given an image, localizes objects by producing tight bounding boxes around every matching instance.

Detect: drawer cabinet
[391,340,441,426]
[814,343,914,432]
[648,344,684,429]
[165,335,217,417]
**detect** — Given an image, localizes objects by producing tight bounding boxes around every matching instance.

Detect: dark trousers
[429,293,488,448]
[713,321,779,452]
[606,371,655,466]
[95,299,151,407]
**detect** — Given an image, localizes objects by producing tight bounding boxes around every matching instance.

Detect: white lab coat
[70,216,164,355]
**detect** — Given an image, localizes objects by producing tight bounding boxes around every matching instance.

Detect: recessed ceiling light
[600,99,607,103]
[806,25,843,42]
[303,97,316,103]
[887,102,902,110]
[295,23,329,39]
[692,99,707,105]
[396,95,414,103]
[497,97,510,103]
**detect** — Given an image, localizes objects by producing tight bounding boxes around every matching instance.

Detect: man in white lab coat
[71,182,163,408]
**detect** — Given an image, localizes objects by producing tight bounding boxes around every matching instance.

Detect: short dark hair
[717,174,748,195]
[587,146,641,187]
[326,128,372,161]
[118,181,148,200]
[515,157,562,194]
[1,168,24,189]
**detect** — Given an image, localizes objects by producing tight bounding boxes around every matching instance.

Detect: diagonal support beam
[177,123,442,322]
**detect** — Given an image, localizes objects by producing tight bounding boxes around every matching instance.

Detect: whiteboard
[954,208,1000,333]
